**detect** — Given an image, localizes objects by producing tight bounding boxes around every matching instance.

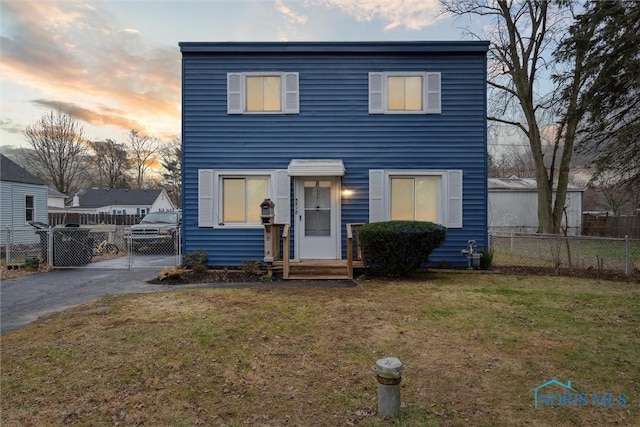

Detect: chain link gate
[4,226,181,270]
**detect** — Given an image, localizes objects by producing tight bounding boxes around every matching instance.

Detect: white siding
[488,190,583,235]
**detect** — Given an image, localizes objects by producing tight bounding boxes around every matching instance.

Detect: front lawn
[1,273,638,426]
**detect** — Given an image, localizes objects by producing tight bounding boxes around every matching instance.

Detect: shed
[488,177,584,235]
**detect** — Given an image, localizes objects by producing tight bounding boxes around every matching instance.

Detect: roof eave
[179,41,490,54]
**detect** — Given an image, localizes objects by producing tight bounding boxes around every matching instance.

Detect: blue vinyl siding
[181,42,489,267]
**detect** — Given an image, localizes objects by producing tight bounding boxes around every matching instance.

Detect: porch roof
[287,159,345,176]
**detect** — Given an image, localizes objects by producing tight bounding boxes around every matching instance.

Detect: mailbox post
[260,199,276,262]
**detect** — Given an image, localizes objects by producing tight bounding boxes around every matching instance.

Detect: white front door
[295,177,340,259]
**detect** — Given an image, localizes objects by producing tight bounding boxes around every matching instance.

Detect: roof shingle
[0,154,46,185]
[78,188,163,208]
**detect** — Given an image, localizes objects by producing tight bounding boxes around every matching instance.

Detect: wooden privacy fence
[582,215,640,239]
[48,213,143,226]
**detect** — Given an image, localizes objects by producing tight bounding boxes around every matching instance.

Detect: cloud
[276,0,308,24]
[312,0,444,31]
[0,118,24,134]
[0,0,180,137]
[31,100,143,132]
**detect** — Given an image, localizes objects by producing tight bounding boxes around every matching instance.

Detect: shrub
[479,248,494,270]
[359,221,447,277]
[183,249,209,269]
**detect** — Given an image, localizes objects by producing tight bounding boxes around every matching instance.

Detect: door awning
[287,159,345,176]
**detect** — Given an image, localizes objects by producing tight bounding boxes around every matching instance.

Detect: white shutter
[369,170,385,222]
[426,72,441,114]
[447,170,463,228]
[283,72,299,114]
[274,169,291,224]
[227,73,243,114]
[369,73,384,114]
[198,169,214,227]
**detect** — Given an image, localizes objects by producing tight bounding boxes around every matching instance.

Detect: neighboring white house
[70,188,176,215]
[488,176,584,235]
[0,154,49,246]
[48,188,68,213]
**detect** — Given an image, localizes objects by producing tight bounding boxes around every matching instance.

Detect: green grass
[1,273,639,426]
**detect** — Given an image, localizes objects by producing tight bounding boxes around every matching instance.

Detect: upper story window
[369,72,441,114]
[25,195,34,223]
[227,72,299,114]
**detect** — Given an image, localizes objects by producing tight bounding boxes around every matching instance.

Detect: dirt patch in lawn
[496,265,640,283]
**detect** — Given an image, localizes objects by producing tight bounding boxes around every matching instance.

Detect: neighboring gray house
[0,154,49,245]
[488,176,584,235]
[71,188,176,215]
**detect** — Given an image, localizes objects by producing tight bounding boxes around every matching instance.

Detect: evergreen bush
[359,221,447,277]
[183,249,209,269]
[479,248,494,270]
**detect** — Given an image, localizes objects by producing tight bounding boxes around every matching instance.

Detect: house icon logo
[530,379,576,409]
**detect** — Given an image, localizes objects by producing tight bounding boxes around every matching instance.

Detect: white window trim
[25,194,35,225]
[369,71,441,114]
[227,72,299,115]
[213,170,276,229]
[369,169,463,228]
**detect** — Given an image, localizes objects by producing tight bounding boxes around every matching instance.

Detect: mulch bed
[149,268,278,285]
[148,265,640,285]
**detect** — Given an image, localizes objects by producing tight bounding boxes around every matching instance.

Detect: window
[198,170,291,228]
[228,72,299,114]
[246,76,281,112]
[25,195,34,222]
[390,176,439,221]
[222,176,269,223]
[369,72,441,114]
[369,170,462,228]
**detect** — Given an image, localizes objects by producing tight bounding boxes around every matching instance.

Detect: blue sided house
[180,41,489,275]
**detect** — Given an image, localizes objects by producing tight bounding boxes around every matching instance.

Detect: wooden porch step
[286,275,351,280]
[273,259,362,280]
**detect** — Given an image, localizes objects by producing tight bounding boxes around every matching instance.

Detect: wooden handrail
[346,223,365,279]
[282,224,290,279]
[347,224,354,278]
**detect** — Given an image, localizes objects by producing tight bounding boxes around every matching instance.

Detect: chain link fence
[490,232,640,276]
[3,226,181,270]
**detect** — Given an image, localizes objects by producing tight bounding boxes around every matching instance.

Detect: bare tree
[126,129,161,189]
[88,139,131,188]
[590,175,629,216]
[23,111,89,195]
[159,137,182,207]
[442,0,577,233]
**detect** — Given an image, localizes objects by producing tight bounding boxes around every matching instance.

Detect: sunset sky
[1,0,482,149]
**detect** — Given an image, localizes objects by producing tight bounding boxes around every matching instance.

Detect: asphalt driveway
[0,268,171,335]
[1,267,356,335]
